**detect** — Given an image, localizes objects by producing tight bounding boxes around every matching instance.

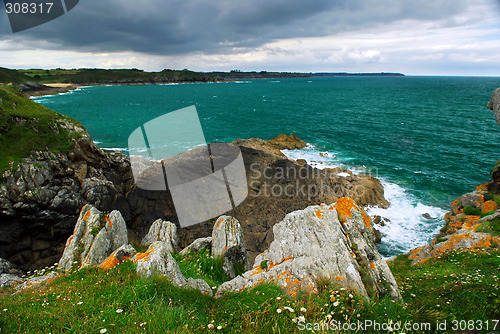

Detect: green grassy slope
[0,67,39,85]
[1,248,498,333]
[0,84,82,173]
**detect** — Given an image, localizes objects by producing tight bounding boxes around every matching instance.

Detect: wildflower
[99,329,107,334]
[217,325,222,330]
[298,316,305,322]
[207,324,214,329]
[333,301,339,307]
[276,308,282,314]
[276,297,281,300]
[2,309,7,311]
[284,306,294,313]
[300,307,307,312]
[116,309,123,313]
[348,294,354,299]
[76,301,83,305]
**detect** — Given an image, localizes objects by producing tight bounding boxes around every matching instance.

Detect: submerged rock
[212,216,248,279]
[141,219,178,252]
[58,205,128,271]
[216,199,401,301]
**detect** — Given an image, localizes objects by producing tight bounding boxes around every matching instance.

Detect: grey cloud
[0,0,483,55]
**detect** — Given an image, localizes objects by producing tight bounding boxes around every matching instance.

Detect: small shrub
[463,206,481,216]
[484,193,494,201]
[260,260,268,270]
[90,226,100,236]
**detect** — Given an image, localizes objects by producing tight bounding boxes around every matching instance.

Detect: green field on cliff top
[0,84,82,173]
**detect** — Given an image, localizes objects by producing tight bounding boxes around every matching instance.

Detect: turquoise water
[34,76,500,255]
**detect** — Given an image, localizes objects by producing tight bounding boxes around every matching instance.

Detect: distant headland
[0,66,404,96]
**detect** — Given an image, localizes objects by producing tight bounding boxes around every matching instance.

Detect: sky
[1,0,500,75]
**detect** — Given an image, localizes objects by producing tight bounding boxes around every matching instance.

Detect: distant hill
[0,67,38,85]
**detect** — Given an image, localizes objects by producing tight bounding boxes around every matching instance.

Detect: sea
[33,76,500,257]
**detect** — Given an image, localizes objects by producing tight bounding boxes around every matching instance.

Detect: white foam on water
[281,143,446,256]
[367,181,445,256]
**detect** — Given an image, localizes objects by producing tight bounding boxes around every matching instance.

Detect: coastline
[27,83,85,97]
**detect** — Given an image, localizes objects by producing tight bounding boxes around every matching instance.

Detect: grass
[0,84,82,174]
[2,249,500,333]
[476,218,500,237]
[172,249,228,288]
[390,250,500,326]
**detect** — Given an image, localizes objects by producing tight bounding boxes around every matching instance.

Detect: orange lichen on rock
[134,245,157,263]
[99,254,120,270]
[83,211,91,221]
[334,197,371,228]
[334,197,356,218]
[408,245,425,260]
[106,217,113,229]
[482,200,498,213]
[315,210,323,219]
[334,275,342,281]
[476,183,490,192]
[361,210,372,229]
[369,261,376,270]
[215,217,223,229]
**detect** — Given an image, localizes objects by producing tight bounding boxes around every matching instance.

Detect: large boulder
[216,199,401,301]
[141,219,178,252]
[212,216,248,279]
[133,241,212,296]
[58,205,128,270]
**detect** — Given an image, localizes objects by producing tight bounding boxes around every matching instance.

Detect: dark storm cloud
[0,0,474,55]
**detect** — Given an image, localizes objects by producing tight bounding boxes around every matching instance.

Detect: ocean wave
[281,143,446,257]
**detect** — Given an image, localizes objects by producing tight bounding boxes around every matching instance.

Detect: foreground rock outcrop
[216,198,401,301]
[58,205,128,270]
